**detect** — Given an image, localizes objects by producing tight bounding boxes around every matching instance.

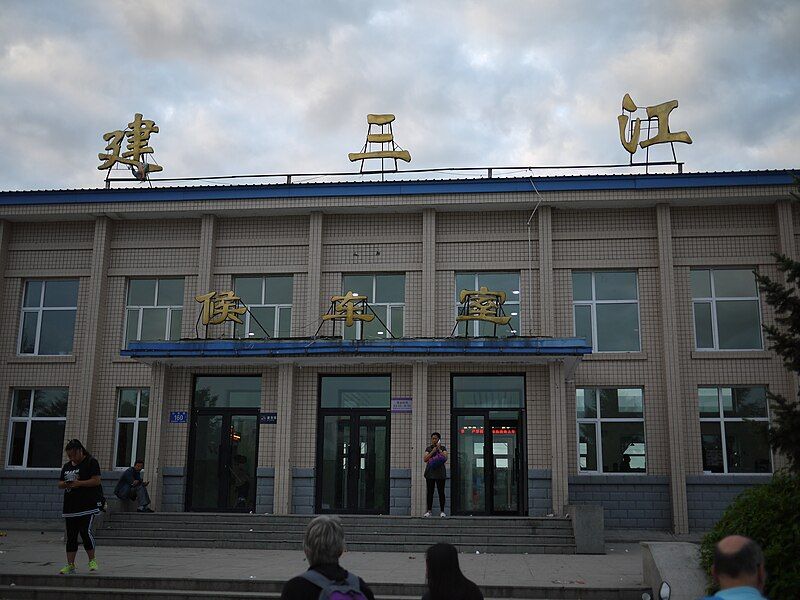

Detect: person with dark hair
[57,439,102,574]
[114,459,153,513]
[423,542,483,600]
[423,432,447,518]
[707,535,768,599]
[281,515,375,600]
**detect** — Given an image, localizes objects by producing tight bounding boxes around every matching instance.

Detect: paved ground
[0,529,644,588]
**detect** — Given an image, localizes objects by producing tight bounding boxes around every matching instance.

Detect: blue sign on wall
[259,412,277,425]
[169,411,188,424]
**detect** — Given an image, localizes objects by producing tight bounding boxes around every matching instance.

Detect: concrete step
[95,535,577,553]
[96,527,574,544]
[0,575,649,600]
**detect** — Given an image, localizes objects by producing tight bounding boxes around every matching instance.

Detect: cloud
[0,1,798,190]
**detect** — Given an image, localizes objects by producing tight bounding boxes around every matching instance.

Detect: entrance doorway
[187,376,260,512]
[451,375,526,515]
[316,376,391,514]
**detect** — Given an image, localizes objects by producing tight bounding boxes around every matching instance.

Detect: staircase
[0,574,650,600]
[96,513,577,554]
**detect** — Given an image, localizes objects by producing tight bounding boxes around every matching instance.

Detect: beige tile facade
[0,173,796,532]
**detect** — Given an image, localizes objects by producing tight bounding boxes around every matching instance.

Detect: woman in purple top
[423,432,448,518]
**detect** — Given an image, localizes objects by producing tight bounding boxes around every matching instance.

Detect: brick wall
[389,468,411,515]
[686,474,772,532]
[161,466,185,512]
[256,467,274,514]
[528,469,552,516]
[292,468,314,514]
[568,474,671,530]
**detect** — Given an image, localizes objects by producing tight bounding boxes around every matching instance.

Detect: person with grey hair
[705,535,768,599]
[281,515,375,600]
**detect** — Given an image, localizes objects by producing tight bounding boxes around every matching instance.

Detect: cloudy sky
[0,1,798,190]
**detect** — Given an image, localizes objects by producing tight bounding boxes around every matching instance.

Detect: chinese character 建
[195,291,247,326]
[98,113,163,179]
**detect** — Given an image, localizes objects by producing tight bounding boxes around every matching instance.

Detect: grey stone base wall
[528,469,552,516]
[568,474,671,530]
[257,467,275,514]
[0,469,71,518]
[686,474,771,532]
[389,469,411,515]
[161,466,185,512]
[292,468,315,514]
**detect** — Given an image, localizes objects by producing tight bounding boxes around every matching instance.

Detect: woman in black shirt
[422,543,483,600]
[58,439,102,575]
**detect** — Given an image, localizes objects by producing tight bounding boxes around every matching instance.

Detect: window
[7,388,68,468]
[320,375,391,408]
[125,278,184,344]
[455,272,520,337]
[341,274,404,339]
[699,386,771,473]
[691,269,762,350]
[577,388,646,473]
[573,272,640,352]
[114,388,149,468]
[233,276,293,338]
[18,280,79,355]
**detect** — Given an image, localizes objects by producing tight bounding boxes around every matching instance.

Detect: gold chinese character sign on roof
[321,292,375,328]
[618,93,692,158]
[349,114,411,175]
[98,113,163,181]
[195,291,247,326]
[456,286,512,326]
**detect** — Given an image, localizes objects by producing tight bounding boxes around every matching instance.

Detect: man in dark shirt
[58,439,102,574]
[423,432,448,518]
[281,515,375,600]
[114,459,153,512]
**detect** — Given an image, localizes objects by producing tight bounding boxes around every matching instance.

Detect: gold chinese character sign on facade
[195,291,247,325]
[348,114,411,176]
[618,93,692,156]
[98,113,163,181]
[456,286,512,326]
[321,292,375,327]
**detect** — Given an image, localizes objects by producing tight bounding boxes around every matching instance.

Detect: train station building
[0,169,796,533]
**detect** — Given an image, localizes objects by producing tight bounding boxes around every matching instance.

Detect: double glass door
[188,410,259,512]
[454,414,523,515]
[317,413,390,513]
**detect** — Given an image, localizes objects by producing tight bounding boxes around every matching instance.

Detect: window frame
[572,271,641,353]
[576,387,647,475]
[113,388,150,470]
[454,272,521,337]
[698,385,772,474]
[124,278,184,344]
[17,279,79,356]
[341,274,405,340]
[5,387,68,470]
[232,275,293,339]
[691,268,763,352]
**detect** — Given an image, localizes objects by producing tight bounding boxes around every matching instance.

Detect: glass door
[317,413,390,514]
[453,414,523,515]
[188,411,258,511]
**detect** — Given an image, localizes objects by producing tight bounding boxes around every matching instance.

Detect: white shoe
[440,512,447,518]
[424,511,432,518]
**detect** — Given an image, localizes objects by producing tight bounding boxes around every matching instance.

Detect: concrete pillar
[146,362,169,510]
[71,216,112,447]
[775,200,799,428]
[538,206,553,337]
[198,214,216,294]
[776,200,797,260]
[307,212,323,335]
[0,220,10,462]
[656,204,689,534]
[411,362,429,515]
[549,361,568,515]
[422,209,436,336]
[273,363,295,514]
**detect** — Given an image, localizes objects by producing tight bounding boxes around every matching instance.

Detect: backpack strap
[345,572,360,589]
[300,569,334,588]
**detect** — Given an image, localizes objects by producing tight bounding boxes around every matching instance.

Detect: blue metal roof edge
[121,337,593,358]
[2,170,796,206]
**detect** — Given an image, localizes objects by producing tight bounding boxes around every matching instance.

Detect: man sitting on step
[114,459,154,513]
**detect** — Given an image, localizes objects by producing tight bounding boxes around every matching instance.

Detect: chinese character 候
[195,291,247,326]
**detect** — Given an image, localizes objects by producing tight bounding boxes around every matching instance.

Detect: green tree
[755,252,800,473]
